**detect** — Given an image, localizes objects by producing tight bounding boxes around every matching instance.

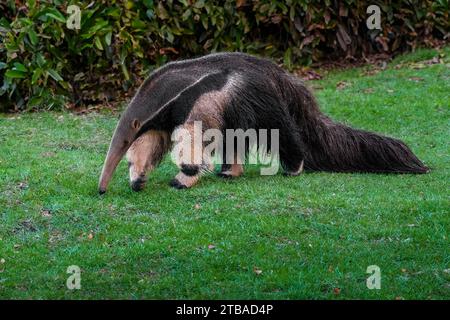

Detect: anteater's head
[98,111,142,194]
[97,77,182,194]
[97,81,159,194]
[99,106,170,193]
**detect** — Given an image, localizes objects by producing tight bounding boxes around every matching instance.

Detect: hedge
[0,0,448,111]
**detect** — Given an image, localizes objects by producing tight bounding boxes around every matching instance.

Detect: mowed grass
[0,48,449,299]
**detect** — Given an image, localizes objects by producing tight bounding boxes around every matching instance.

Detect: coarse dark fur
[98,52,428,193]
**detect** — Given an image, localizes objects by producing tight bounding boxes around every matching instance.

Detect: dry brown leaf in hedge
[271,14,282,24]
[236,0,246,8]
[159,47,179,55]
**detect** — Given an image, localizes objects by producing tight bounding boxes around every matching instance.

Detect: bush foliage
[0,0,448,111]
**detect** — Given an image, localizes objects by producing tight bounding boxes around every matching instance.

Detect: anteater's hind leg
[217,163,244,178]
[217,151,244,179]
[279,122,306,176]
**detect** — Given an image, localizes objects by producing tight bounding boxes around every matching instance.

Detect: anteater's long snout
[98,144,126,194]
[98,118,136,194]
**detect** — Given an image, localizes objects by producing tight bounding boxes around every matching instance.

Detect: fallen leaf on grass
[87,233,94,240]
[194,204,201,210]
[41,209,52,217]
[363,88,375,94]
[15,220,37,232]
[49,232,63,244]
[333,288,341,295]
[311,85,324,91]
[409,63,426,70]
[253,267,263,275]
[295,68,322,81]
[41,151,56,158]
[423,56,443,65]
[18,182,28,190]
[303,70,322,81]
[408,77,424,82]
[361,69,380,76]
[207,244,215,250]
[336,81,350,90]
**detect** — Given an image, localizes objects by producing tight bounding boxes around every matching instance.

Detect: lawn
[0,48,449,299]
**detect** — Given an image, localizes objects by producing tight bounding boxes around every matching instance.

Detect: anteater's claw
[217,172,233,179]
[169,179,187,189]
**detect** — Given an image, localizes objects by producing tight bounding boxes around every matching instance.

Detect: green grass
[0,48,449,299]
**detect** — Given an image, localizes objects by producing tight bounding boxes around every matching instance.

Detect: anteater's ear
[131,119,141,130]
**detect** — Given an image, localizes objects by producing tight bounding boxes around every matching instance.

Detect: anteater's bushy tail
[281,73,429,174]
[302,115,429,174]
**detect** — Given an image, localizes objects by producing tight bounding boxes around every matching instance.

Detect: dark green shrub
[0,0,448,111]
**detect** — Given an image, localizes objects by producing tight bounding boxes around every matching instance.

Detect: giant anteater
[98,52,428,193]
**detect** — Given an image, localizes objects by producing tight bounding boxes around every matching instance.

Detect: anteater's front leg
[126,130,171,191]
[170,122,214,189]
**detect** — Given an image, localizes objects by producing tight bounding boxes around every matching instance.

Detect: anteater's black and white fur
[98,52,428,193]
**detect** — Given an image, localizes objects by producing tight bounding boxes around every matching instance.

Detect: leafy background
[0,0,448,111]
